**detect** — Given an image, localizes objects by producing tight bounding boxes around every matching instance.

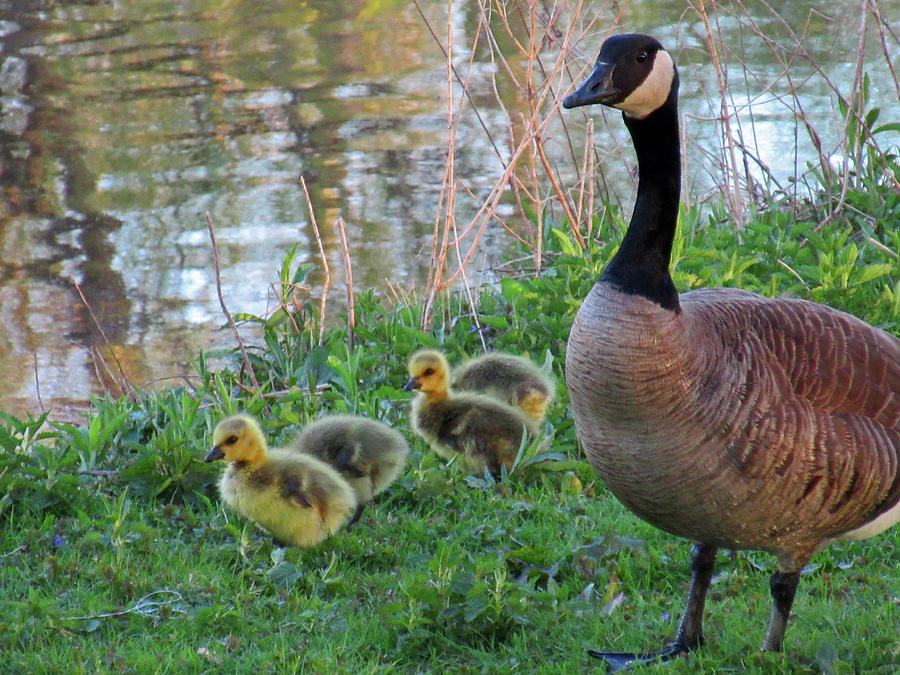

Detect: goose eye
[636,50,648,63]
[225,435,239,445]
[423,368,435,376]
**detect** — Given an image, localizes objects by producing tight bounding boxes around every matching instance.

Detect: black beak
[402,376,420,392]
[205,446,224,462]
[563,60,619,109]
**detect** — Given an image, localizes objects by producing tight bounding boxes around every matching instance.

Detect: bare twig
[777,258,806,285]
[536,132,584,249]
[867,236,899,258]
[267,282,305,337]
[299,176,331,345]
[410,0,505,163]
[32,352,44,414]
[418,0,598,328]
[74,282,137,401]
[62,590,186,622]
[205,212,259,391]
[868,0,900,100]
[1,543,24,558]
[78,469,118,478]
[693,0,746,227]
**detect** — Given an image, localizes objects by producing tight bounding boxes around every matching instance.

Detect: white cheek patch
[616,50,675,118]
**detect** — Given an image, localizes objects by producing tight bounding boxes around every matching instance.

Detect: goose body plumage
[293,415,409,524]
[563,32,900,663]
[207,415,357,548]
[452,352,555,427]
[569,284,900,561]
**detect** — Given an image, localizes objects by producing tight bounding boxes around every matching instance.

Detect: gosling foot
[346,503,366,526]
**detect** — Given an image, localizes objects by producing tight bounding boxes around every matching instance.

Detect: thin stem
[335,217,356,352]
[74,282,137,401]
[299,175,331,346]
[205,212,259,391]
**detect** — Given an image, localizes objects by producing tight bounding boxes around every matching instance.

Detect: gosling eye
[225,435,239,446]
[423,368,435,377]
[636,50,648,63]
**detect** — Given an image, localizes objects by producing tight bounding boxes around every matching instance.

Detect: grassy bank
[2,181,899,672]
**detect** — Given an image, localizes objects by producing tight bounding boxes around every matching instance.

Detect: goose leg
[761,570,800,652]
[589,543,717,671]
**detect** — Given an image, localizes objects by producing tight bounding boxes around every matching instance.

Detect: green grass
[1,179,899,673]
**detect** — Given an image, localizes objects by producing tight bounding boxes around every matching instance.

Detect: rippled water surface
[0,0,897,417]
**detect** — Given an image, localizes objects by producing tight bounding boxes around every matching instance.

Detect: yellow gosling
[206,414,356,547]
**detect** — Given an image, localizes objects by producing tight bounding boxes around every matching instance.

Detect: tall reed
[414,0,899,329]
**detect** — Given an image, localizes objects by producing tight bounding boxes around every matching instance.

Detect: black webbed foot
[589,543,716,671]
[588,639,696,671]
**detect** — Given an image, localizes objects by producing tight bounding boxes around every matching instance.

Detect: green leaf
[267,561,301,588]
[463,594,488,622]
[550,228,579,256]
[479,315,508,330]
[852,263,892,286]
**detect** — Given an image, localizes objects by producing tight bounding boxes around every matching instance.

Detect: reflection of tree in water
[0,10,133,414]
[0,0,505,417]
[52,213,131,346]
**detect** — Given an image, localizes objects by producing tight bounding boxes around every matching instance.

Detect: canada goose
[452,351,555,426]
[403,349,532,475]
[206,414,357,548]
[293,415,409,525]
[563,33,900,666]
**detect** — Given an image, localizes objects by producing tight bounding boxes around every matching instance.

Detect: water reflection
[0,0,897,417]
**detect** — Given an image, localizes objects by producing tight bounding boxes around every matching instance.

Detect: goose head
[563,33,677,119]
[403,350,450,401]
[206,414,267,465]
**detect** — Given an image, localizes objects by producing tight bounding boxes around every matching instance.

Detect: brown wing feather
[683,288,900,534]
[747,295,900,423]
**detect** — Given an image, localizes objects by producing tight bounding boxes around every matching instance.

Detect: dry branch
[74,282,137,401]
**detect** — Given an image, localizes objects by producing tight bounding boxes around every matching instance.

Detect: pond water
[0,0,898,418]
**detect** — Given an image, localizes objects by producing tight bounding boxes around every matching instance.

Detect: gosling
[293,415,409,524]
[206,414,356,548]
[404,349,532,475]
[452,351,554,426]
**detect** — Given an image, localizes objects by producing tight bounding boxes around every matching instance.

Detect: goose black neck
[601,85,681,311]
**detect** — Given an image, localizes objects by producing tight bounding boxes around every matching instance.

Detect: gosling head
[563,33,677,119]
[403,350,450,401]
[206,414,267,465]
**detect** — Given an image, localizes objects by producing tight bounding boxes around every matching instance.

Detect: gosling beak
[205,446,224,462]
[402,376,421,392]
[563,60,619,109]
